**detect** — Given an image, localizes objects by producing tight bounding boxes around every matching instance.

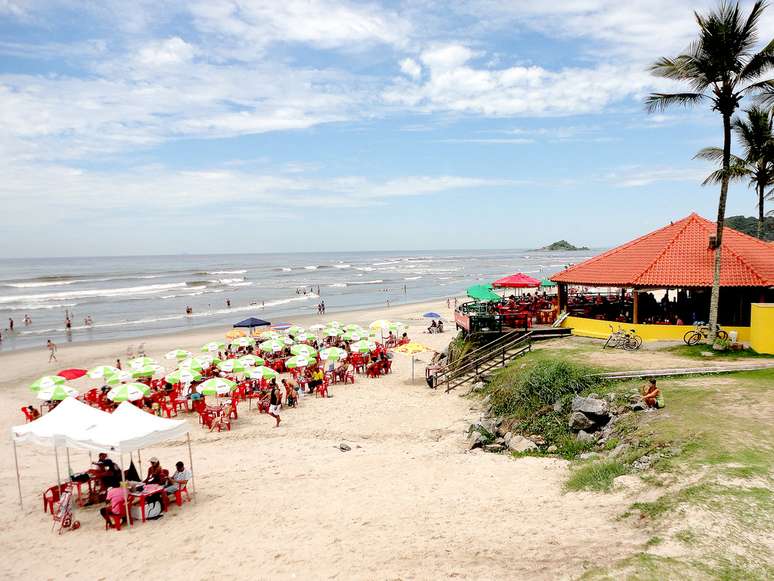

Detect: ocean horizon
[0,248,598,351]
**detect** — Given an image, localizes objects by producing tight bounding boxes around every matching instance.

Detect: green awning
[466,284,501,302]
[540,278,557,287]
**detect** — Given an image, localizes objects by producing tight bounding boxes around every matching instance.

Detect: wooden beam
[632,290,640,324]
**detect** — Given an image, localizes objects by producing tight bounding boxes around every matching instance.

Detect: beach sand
[1,299,645,579]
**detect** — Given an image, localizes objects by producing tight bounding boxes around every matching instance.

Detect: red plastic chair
[43,484,67,513]
[228,399,239,420]
[159,401,177,418]
[173,484,191,507]
[316,378,329,398]
[366,364,380,378]
[105,511,134,531]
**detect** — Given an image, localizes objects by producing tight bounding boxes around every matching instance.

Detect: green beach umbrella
[230,336,256,348]
[36,384,78,401]
[328,320,342,328]
[259,339,285,353]
[30,375,66,392]
[309,323,326,332]
[466,284,501,302]
[238,354,264,367]
[131,364,164,378]
[217,359,248,374]
[290,344,317,358]
[343,323,363,332]
[197,377,236,396]
[165,349,192,360]
[294,332,316,343]
[540,278,557,288]
[325,327,343,337]
[319,347,348,362]
[166,368,202,385]
[287,325,305,336]
[246,366,279,381]
[258,330,281,340]
[285,355,313,369]
[191,354,219,368]
[107,382,150,402]
[178,357,204,372]
[88,365,121,379]
[105,370,134,385]
[342,330,367,342]
[127,356,156,369]
[201,341,225,353]
[350,340,376,354]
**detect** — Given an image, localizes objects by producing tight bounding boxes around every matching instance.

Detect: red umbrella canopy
[492,273,541,289]
[57,368,87,380]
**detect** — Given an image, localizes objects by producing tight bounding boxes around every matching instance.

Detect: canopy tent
[233,317,271,329]
[492,273,541,289]
[540,278,557,288]
[11,398,195,512]
[466,284,501,302]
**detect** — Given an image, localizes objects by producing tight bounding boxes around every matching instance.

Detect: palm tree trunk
[707,112,732,342]
[758,182,765,239]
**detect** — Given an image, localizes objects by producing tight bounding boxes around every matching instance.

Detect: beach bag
[656,394,665,409]
[131,500,163,520]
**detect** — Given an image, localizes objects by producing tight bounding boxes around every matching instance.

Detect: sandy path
[2,301,646,580]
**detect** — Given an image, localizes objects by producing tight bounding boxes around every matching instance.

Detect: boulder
[546,445,558,453]
[507,435,538,453]
[503,431,513,444]
[568,411,595,431]
[572,396,609,417]
[579,452,599,460]
[338,443,351,452]
[484,443,505,453]
[552,400,563,413]
[632,454,654,471]
[628,402,646,412]
[468,432,484,450]
[576,430,597,443]
[470,381,485,393]
[529,435,546,446]
[609,443,630,459]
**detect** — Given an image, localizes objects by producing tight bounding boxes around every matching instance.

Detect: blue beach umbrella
[423,312,442,319]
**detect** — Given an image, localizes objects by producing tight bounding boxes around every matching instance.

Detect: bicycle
[683,322,728,346]
[603,325,642,350]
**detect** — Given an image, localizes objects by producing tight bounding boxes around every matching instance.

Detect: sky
[1,0,773,258]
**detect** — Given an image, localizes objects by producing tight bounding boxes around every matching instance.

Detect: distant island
[532,240,589,251]
[725,215,774,241]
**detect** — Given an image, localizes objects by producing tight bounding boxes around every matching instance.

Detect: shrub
[566,460,629,492]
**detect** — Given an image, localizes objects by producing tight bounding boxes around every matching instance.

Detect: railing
[450,329,524,369]
[434,331,533,393]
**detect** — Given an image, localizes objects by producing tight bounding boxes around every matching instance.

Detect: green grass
[565,459,629,492]
[665,343,773,360]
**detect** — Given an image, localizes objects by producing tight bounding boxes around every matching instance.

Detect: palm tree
[696,106,774,239]
[646,1,774,340]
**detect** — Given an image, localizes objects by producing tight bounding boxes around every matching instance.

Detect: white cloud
[136,37,195,67]
[399,58,422,80]
[602,166,707,188]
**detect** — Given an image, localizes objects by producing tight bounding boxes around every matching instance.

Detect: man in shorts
[268,383,281,427]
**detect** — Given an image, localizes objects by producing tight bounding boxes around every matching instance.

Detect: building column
[558,283,568,312]
[632,289,640,324]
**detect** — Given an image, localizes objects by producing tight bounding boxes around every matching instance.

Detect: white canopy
[11,398,190,453]
[11,397,111,448]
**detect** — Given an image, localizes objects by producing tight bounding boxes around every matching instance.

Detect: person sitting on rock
[641,378,661,408]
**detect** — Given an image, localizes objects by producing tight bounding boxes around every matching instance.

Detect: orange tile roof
[551,213,774,287]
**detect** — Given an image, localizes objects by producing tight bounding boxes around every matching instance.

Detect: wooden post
[558,283,568,312]
[633,290,640,324]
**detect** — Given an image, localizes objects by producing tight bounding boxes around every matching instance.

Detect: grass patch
[674,529,697,545]
[565,460,629,492]
[665,344,773,360]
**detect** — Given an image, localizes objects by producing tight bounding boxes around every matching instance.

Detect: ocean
[0,250,595,351]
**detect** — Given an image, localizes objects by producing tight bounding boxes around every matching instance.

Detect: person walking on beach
[9,318,14,332]
[47,339,57,362]
[268,382,282,428]
[226,298,231,308]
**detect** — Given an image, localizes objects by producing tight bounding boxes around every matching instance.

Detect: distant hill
[533,240,589,251]
[725,215,774,241]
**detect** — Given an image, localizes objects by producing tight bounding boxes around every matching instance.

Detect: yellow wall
[750,303,774,355]
[561,316,751,343]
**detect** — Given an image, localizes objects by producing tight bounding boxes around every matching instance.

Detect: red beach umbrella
[57,368,87,380]
[492,273,541,289]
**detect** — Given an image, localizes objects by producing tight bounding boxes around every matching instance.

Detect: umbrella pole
[186,433,196,503]
[65,448,72,476]
[54,445,62,489]
[13,440,23,510]
[137,449,142,476]
[411,356,415,383]
[120,453,131,526]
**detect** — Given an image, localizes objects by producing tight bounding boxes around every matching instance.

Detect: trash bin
[729,330,738,343]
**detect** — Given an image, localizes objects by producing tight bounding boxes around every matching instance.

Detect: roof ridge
[719,233,767,285]
[632,214,699,285]
[553,214,694,280]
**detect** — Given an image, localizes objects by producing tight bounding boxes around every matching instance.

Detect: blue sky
[1,0,772,257]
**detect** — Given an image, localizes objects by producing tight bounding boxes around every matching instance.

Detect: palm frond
[694,146,725,162]
[701,163,750,186]
[645,92,706,113]
[738,38,774,81]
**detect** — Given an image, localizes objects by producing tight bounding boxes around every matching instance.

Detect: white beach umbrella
[107,382,150,402]
[165,349,192,360]
[36,385,78,401]
[319,347,347,362]
[127,356,157,369]
[88,365,121,379]
[246,366,279,381]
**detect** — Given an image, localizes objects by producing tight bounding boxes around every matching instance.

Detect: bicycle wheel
[630,335,642,350]
[684,331,701,346]
[717,330,729,341]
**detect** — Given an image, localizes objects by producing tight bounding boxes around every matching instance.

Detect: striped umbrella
[290,344,318,358]
[287,325,305,336]
[259,339,285,353]
[105,370,134,385]
[294,332,317,343]
[369,319,392,330]
[178,358,204,372]
[309,323,326,332]
[342,331,367,342]
[350,340,376,354]
[201,341,225,353]
[165,349,192,360]
[166,368,202,385]
[197,377,236,396]
[30,375,66,392]
[285,355,313,369]
[328,320,342,327]
[246,366,279,381]
[238,354,265,367]
[343,324,364,332]
[319,347,348,362]
[36,385,78,401]
[107,382,150,402]
[217,359,247,374]
[192,354,219,368]
[230,336,256,348]
[325,327,343,337]
[127,356,156,369]
[258,330,281,340]
[131,364,165,378]
[88,365,121,379]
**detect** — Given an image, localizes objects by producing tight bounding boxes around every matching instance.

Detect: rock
[338,443,351,452]
[507,435,538,453]
[529,435,546,446]
[552,400,563,413]
[587,393,600,400]
[576,430,597,443]
[568,411,595,431]
[484,443,505,453]
[503,431,513,444]
[609,443,630,459]
[470,381,485,393]
[468,432,484,450]
[572,396,609,417]
[579,452,599,460]
[547,445,558,453]
[628,402,646,412]
[605,393,616,403]
[632,454,654,471]
[481,394,492,407]
[494,437,505,445]
[613,475,641,490]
